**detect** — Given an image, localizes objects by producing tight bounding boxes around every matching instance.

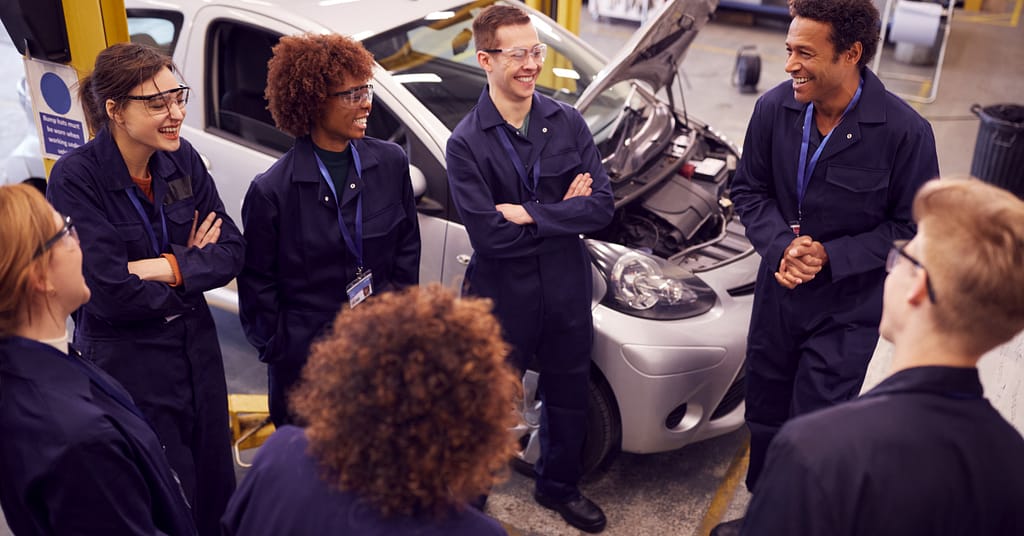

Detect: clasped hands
[496,172,593,225]
[775,235,828,290]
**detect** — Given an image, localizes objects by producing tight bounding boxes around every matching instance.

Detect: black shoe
[710,517,745,536]
[533,491,607,533]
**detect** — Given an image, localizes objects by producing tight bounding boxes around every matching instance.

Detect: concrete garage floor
[2,2,1023,535]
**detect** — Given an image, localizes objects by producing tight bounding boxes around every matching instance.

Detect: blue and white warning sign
[23,58,88,160]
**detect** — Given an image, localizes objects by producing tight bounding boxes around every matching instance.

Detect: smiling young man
[739,178,1024,535]
[726,0,939,513]
[238,33,420,426]
[445,4,615,533]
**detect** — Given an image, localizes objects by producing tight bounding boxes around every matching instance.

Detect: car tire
[511,369,621,479]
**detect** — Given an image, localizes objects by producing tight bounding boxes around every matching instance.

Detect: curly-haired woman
[222,284,519,535]
[237,33,421,426]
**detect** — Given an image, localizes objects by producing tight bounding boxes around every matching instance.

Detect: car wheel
[511,369,621,478]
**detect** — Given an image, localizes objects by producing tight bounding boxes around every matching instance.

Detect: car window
[365,101,454,222]
[362,0,604,132]
[126,10,183,57]
[206,21,293,154]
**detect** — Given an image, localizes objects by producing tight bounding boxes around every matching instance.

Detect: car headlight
[586,239,717,320]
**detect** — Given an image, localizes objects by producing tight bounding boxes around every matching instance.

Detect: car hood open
[576,0,717,112]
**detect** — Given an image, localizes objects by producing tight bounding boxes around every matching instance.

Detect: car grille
[710,374,745,421]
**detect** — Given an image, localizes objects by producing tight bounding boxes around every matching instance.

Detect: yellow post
[964,0,983,11]
[556,0,581,35]
[40,0,129,176]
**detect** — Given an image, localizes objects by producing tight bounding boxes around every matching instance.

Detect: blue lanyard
[126,188,168,256]
[496,126,541,198]
[796,79,864,218]
[315,144,364,270]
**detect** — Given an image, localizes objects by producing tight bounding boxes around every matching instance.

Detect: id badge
[346,269,373,308]
[789,220,801,236]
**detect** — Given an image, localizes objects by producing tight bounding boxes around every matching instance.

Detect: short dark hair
[473,4,532,51]
[265,33,375,137]
[78,43,179,133]
[790,0,880,67]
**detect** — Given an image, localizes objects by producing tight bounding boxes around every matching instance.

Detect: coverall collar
[864,365,984,400]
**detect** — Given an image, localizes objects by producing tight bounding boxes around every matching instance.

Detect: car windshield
[362,0,634,145]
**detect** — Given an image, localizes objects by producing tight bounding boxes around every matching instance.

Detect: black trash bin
[970,103,1024,198]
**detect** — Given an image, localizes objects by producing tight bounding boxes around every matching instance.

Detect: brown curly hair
[265,33,375,137]
[291,284,521,518]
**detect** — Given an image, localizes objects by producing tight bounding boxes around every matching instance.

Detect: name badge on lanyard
[315,144,374,308]
[793,78,863,235]
[497,126,541,200]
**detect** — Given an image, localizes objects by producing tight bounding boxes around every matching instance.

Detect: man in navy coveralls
[446,4,614,533]
[741,178,1024,535]
[729,0,939,496]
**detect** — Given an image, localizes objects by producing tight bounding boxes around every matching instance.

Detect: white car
[25,0,760,473]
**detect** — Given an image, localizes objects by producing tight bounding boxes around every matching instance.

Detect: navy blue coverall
[742,366,1024,535]
[730,68,938,490]
[47,128,243,535]
[0,336,197,536]
[221,426,507,535]
[446,88,614,498]
[237,136,420,425]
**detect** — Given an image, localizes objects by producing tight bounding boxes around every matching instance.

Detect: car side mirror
[410,164,427,199]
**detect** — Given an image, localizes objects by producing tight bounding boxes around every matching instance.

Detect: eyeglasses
[34,215,78,259]
[329,84,374,108]
[123,85,190,117]
[481,43,547,64]
[886,239,937,304]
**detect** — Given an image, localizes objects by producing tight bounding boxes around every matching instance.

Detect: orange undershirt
[131,174,183,287]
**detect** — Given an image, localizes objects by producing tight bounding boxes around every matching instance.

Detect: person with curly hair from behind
[237,33,421,426]
[221,284,519,535]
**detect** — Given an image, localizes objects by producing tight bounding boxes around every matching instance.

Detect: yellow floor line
[693,438,751,536]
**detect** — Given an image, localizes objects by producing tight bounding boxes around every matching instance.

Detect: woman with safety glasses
[237,33,420,427]
[45,42,243,536]
[0,184,196,536]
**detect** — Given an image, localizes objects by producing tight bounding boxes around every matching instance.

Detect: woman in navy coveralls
[45,43,242,535]
[0,184,196,536]
[223,285,514,535]
[237,34,420,426]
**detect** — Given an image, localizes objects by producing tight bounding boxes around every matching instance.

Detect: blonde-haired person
[740,178,1024,535]
[222,284,517,535]
[0,184,196,535]
[45,42,243,535]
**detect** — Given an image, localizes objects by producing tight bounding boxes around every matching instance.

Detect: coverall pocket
[824,165,890,222]
[363,202,404,238]
[824,165,890,192]
[113,222,150,253]
[164,200,198,240]
[540,149,583,181]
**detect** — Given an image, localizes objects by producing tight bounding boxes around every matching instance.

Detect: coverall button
[349,183,356,189]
